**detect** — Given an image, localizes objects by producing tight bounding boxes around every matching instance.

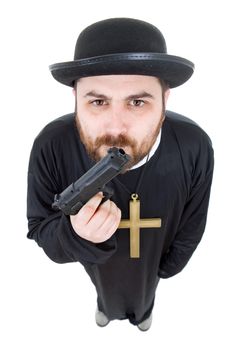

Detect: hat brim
[49,53,194,88]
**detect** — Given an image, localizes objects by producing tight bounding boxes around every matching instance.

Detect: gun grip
[101,185,114,204]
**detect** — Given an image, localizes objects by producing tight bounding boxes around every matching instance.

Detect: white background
[0,0,232,349]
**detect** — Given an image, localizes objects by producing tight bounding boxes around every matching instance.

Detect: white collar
[130,129,161,170]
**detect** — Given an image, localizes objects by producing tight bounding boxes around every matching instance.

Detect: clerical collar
[130,129,162,170]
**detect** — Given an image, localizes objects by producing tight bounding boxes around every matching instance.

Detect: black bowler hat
[49,18,194,88]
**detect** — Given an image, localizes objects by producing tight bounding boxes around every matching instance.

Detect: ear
[72,88,76,97]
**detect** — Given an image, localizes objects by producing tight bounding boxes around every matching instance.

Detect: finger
[93,202,121,242]
[104,202,122,236]
[76,192,104,225]
[86,199,111,233]
[99,205,121,241]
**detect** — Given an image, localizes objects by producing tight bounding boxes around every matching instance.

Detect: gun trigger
[101,185,114,204]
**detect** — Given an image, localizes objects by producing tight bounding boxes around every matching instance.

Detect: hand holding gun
[52,147,131,243]
[52,147,131,215]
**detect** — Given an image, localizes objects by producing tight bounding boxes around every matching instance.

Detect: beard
[75,99,165,170]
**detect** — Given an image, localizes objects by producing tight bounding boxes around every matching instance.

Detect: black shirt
[27,110,214,324]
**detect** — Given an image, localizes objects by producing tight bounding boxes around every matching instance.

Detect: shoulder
[164,110,213,151]
[36,113,75,142]
[31,113,76,152]
[164,110,214,182]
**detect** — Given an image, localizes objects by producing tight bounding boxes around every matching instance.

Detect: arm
[27,141,118,265]
[158,136,214,278]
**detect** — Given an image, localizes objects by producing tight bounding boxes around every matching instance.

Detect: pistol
[52,147,131,215]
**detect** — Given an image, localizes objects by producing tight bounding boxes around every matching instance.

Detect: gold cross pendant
[118,194,162,258]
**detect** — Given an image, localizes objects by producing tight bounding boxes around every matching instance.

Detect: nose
[105,105,127,136]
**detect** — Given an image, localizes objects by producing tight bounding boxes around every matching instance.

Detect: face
[74,75,170,169]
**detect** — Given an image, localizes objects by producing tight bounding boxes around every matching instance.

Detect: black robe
[27,110,214,325]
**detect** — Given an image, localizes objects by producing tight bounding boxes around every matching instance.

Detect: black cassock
[27,111,214,325]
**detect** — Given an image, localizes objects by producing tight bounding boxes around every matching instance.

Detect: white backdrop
[0,0,232,349]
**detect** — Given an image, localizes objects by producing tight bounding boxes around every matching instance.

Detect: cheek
[76,105,94,130]
[134,116,157,134]
[139,117,162,142]
[77,114,102,140]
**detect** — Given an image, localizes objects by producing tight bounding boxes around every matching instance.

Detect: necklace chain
[114,153,150,197]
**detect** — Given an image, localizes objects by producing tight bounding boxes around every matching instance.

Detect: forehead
[76,75,162,93]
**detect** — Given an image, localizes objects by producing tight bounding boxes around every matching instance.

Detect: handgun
[52,147,131,215]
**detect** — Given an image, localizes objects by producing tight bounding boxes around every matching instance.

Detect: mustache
[94,134,137,149]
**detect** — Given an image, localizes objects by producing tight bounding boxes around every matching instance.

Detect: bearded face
[74,75,169,169]
[75,111,164,170]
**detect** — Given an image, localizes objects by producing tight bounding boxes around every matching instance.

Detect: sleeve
[27,139,117,265]
[158,133,214,279]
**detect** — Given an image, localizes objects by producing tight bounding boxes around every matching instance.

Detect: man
[27,18,214,331]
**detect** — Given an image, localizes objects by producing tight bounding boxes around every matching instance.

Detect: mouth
[101,144,130,155]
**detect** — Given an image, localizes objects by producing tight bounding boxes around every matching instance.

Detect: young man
[27,18,214,331]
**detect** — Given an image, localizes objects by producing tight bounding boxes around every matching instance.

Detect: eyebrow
[83,90,155,100]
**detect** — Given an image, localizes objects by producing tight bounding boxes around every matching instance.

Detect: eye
[90,99,107,106]
[129,99,145,107]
